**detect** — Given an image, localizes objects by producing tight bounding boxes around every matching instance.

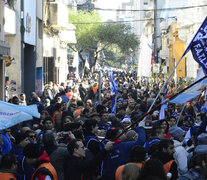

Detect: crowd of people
[1,71,207,180]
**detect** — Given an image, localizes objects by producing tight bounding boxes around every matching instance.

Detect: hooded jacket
[173,140,189,176]
[31,151,58,180]
[102,126,145,180]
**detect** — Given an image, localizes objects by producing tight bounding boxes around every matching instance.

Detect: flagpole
[147,54,185,113]
[176,103,186,126]
[98,70,102,105]
[148,16,207,113]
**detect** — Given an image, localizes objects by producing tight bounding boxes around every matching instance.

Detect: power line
[70,16,177,24]
[68,4,207,12]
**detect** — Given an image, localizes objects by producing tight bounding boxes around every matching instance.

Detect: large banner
[0,101,40,130]
[179,17,207,71]
[169,76,207,104]
[138,35,152,77]
[190,18,207,71]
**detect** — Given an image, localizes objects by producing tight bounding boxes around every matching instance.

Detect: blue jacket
[102,127,145,180]
[0,132,12,154]
[144,136,161,153]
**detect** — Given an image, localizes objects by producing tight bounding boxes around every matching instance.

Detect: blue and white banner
[109,72,118,96]
[182,17,207,71]
[169,76,207,104]
[0,101,40,130]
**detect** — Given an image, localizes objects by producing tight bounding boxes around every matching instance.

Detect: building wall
[0,0,5,100]
[43,1,76,85]
[4,0,21,98]
[36,0,43,68]
[168,21,186,79]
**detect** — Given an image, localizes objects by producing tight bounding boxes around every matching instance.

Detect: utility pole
[153,0,158,64]
[20,0,25,92]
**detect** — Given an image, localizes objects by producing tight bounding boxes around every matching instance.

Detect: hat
[197,133,207,145]
[153,110,159,116]
[23,144,44,159]
[15,133,28,145]
[121,117,131,124]
[45,98,50,103]
[144,120,153,129]
[169,126,185,139]
[117,98,124,104]
[126,130,138,141]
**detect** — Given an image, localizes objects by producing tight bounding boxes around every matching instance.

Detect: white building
[43,0,76,85]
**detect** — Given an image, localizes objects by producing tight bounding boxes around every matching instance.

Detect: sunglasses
[29,135,36,138]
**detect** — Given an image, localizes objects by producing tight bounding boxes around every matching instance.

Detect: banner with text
[0,101,40,130]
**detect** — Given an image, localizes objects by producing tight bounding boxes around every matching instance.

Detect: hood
[37,150,50,163]
[173,139,182,148]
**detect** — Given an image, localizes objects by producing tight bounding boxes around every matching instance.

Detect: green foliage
[69,9,101,51]
[68,9,140,71]
[98,22,139,54]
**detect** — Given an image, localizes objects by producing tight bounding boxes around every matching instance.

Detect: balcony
[44,2,68,30]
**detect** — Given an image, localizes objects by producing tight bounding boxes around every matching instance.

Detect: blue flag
[169,76,207,104]
[183,17,207,71]
[0,101,40,130]
[109,72,118,114]
[109,72,118,96]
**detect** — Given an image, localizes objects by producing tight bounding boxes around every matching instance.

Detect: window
[38,19,43,39]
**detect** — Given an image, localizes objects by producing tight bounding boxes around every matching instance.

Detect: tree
[68,10,139,76]
[68,10,101,76]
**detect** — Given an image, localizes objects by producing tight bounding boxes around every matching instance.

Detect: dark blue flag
[184,17,207,71]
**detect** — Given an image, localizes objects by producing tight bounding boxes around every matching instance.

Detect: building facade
[43,0,76,85]
[4,0,44,98]
[0,0,10,100]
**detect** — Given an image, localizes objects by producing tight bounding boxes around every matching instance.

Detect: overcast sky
[97,0,120,21]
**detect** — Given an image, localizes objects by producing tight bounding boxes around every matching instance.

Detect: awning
[0,41,10,56]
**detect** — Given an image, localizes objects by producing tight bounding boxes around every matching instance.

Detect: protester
[23,143,58,180]
[115,145,146,180]
[0,154,18,179]
[2,72,207,180]
[64,139,114,180]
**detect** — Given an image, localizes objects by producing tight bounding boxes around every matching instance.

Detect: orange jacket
[31,151,58,180]
[31,162,58,180]
[93,86,98,94]
[0,172,16,180]
[115,162,143,180]
[163,160,174,174]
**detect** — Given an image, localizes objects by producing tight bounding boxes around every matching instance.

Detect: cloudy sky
[97,0,121,21]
